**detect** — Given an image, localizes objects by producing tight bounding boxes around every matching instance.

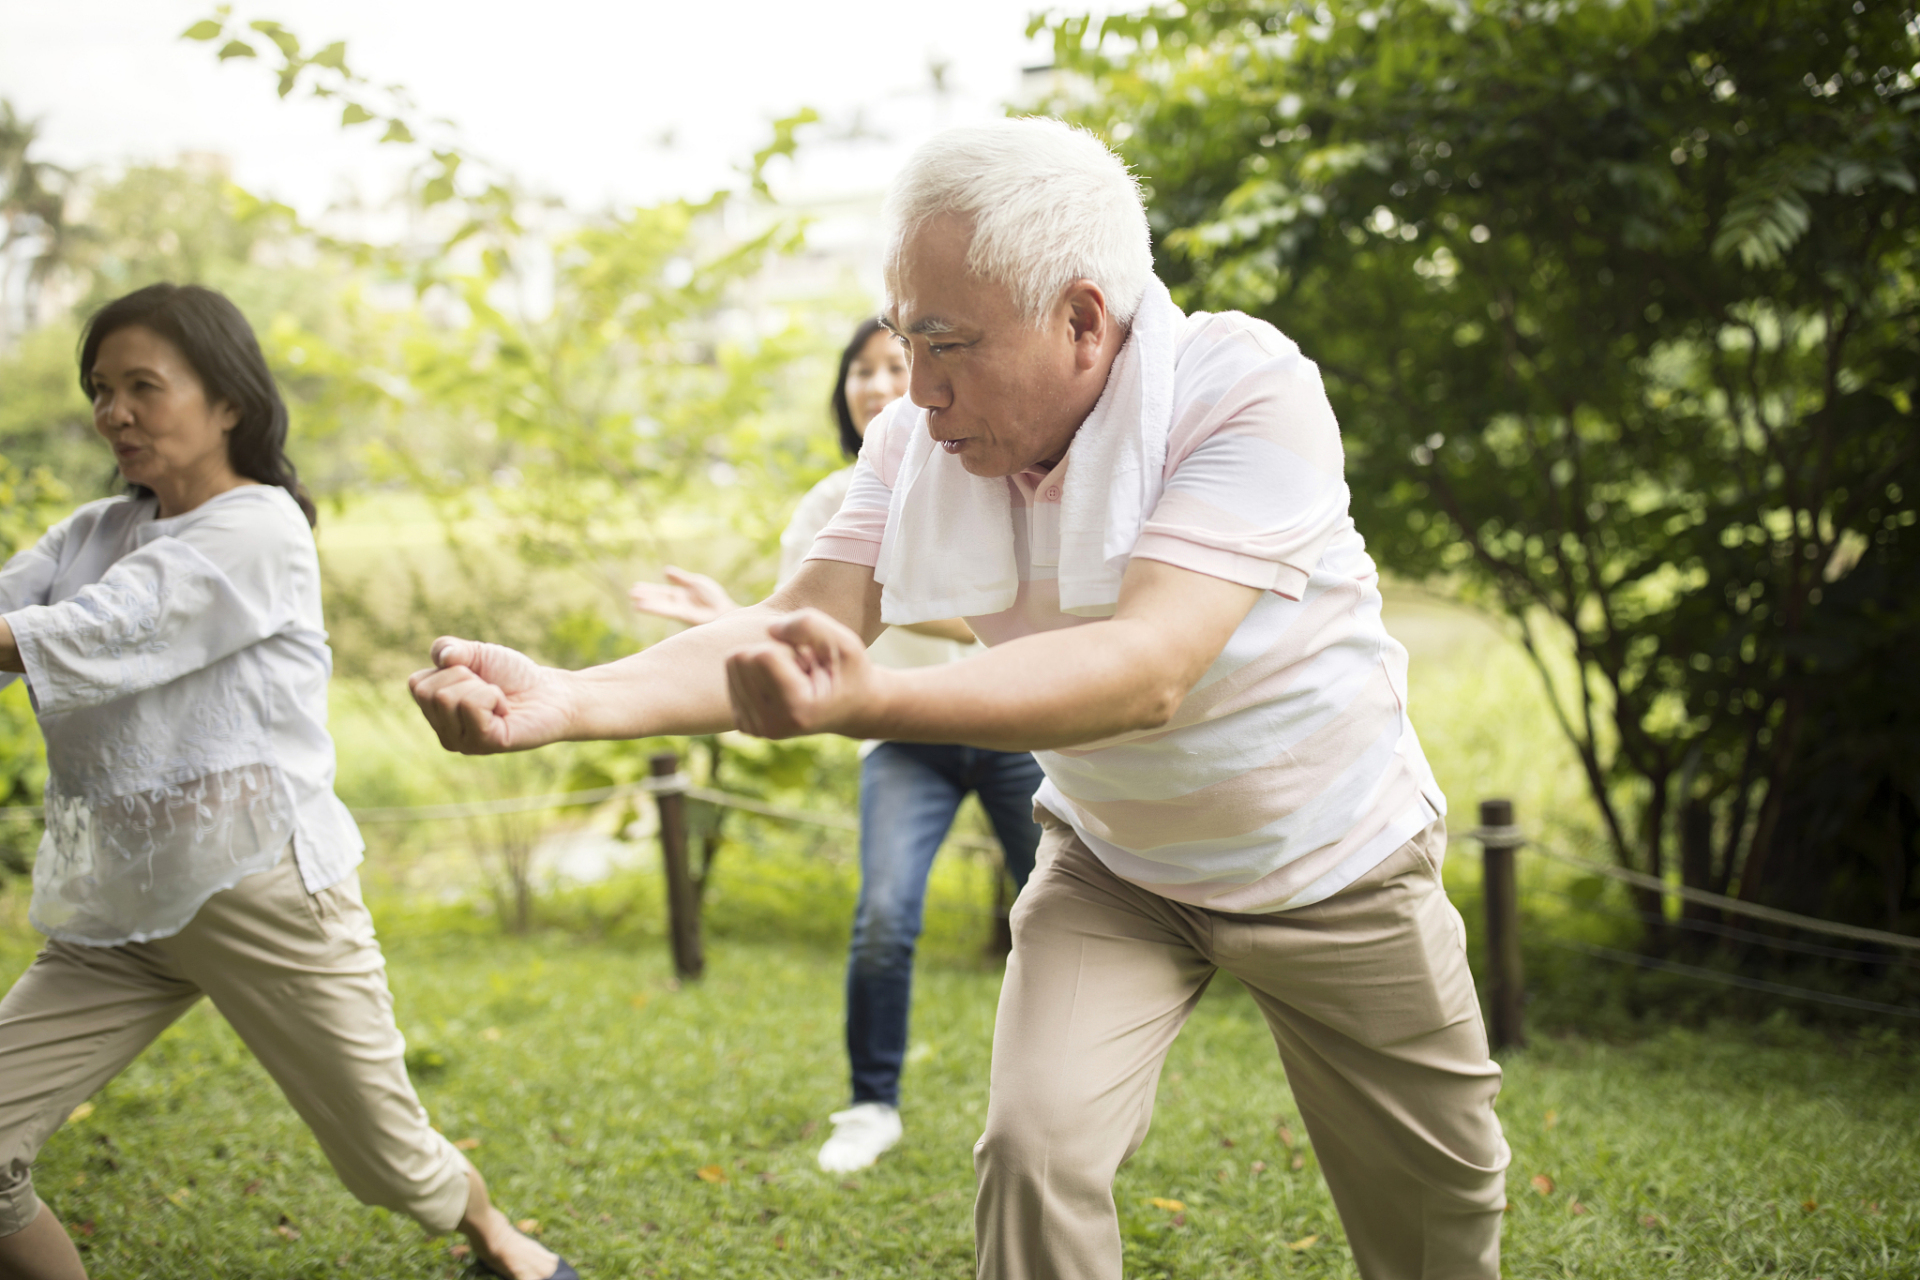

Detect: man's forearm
[561,604,783,740]
[851,619,1185,753]
[561,557,886,742]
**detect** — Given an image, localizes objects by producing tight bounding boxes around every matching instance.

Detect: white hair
[882,117,1154,326]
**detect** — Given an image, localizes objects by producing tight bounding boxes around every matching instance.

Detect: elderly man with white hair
[410,117,1509,1279]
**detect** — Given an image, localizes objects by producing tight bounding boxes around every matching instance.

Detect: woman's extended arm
[4,498,299,715]
[0,517,72,680]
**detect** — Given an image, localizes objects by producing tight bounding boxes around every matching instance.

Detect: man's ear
[1062,280,1112,371]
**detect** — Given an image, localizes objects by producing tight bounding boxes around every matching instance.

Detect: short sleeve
[777,468,855,584]
[1130,326,1350,601]
[805,398,917,569]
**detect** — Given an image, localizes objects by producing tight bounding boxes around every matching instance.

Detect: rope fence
[7,786,1914,1022]
[1467,798,1920,1045]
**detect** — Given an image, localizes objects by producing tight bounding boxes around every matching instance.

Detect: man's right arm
[409,557,883,754]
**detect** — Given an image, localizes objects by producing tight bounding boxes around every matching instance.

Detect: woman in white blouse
[0,284,569,1280]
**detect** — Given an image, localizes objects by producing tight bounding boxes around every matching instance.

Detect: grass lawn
[4,906,1915,1280]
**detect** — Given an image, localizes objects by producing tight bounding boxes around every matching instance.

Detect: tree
[1040,0,1920,939]
[0,100,82,350]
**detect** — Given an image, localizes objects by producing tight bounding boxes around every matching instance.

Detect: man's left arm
[724,558,1260,752]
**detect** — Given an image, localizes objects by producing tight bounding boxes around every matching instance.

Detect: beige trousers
[0,849,471,1238]
[974,811,1509,1280]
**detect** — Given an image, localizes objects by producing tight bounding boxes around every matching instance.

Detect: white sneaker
[816,1102,902,1173]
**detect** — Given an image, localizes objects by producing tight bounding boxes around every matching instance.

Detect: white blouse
[0,485,363,945]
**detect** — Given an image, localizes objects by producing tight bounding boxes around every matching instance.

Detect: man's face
[884,215,1091,478]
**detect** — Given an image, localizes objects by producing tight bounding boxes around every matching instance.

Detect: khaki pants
[974,811,1509,1280]
[0,849,471,1237]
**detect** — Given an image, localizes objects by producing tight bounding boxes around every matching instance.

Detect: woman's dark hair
[829,316,890,460]
[78,283,317,527]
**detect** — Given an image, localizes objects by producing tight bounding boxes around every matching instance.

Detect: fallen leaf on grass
[696,1165,728,1183]
[1289,1234,1320,1251]
[454,1137,481,1151]
[1148,1197,1186,1212]
[1531,1174,1555,1196]
[68,1103,94,1123]
[515,1218,542,1236]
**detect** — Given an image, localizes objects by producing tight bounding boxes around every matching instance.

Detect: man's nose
[907,348,949,411]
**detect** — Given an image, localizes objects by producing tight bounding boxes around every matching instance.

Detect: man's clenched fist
[408,637,576,754]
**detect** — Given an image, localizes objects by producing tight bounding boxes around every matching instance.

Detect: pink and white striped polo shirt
[809,307,1446,913]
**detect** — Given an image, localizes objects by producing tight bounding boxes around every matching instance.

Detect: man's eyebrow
[881,315,961,337]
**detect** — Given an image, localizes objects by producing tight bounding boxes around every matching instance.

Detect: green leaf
[181,19,225,41]
[215,38,256,61]
[310,41,349,72]
[341,103,377,127]
[380,119,416,145]
[248,20,299,59]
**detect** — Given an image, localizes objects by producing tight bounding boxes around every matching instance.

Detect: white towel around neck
[874,277,1186,625]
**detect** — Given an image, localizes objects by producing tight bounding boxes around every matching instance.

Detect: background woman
[0,284,569,1280]
[630,318,1045,1173]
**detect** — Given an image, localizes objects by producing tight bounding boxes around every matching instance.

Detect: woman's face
[90,325,239,501]
[844,328,911,438]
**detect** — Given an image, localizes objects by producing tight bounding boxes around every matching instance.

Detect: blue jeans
[847,742,1044,1107]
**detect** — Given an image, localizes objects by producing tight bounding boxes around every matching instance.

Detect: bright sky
[1,0,1099,216]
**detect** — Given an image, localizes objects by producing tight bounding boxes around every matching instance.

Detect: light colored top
[779,466,972,671]
[809,306,1446,914]
[0,486,363,945]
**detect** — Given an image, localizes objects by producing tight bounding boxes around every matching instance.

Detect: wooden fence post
[652,752,704,981]
[1477,797,1526,1050]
